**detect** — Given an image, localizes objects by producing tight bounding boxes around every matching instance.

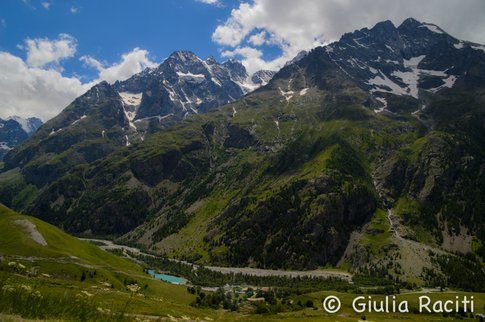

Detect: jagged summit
[399,17,422,28]
[271,17,485,114]
[114,50,275,123]
[371,19,396,33]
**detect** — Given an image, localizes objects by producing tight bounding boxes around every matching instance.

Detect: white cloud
[79,55,103,71]
[222,46,285,74]
[80,47,157,84]
[248,31,267,46]
[22,34,77,69]
[1,19,6,28]
[213,21,246,46]
[70,6,79,14]
[0,36,158,120]
[213,0,485,73]
[196,0,220,5]
[41,2,51,9]
[0,52,92,121]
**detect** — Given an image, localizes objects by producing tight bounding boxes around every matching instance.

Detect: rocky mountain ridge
[0,116,42,159]
[269,17,485,114]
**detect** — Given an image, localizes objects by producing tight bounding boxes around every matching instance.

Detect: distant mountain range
[114,51,275,122]
[0,116,42,159]
[0,52,275,172]
[1,18,484,287]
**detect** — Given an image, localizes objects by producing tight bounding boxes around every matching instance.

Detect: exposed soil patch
[14,219,47,246]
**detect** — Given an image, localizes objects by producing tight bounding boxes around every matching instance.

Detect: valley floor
[81,238,352,281]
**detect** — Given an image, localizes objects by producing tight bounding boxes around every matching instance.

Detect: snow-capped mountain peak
[6,116,43,135]
[0,116,43,159]
[114,51,277,121]
[309,17,485,113]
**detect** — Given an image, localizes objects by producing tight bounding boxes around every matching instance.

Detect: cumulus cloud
[213,0,485,73]
[221,46,285,74]
[1,37,158,120]
[41,2,51,9]
[0,52,92,120]
[80,48,157,84]
[70,7,79,14]
[22,33,77,69]
[248,31,267,46]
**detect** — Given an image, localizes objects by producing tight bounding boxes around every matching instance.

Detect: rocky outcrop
[223,125,257,149]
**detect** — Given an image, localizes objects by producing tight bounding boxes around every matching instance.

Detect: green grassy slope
[0,204,211,321]
[0,204,139,269]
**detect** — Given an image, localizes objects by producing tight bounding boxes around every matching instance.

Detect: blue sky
[1,0,484,120]
[0,0,244,80]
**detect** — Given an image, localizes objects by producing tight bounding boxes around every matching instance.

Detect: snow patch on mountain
[119,92,142,131]
[367,72,408,96]
[72,115,87,126]
[391,55,425,98]
[7,116,42,135]
[279,87,294,102]
[236,80,261,94]
[374,97,388,113]
[176,71,206,83]
[471,45,485,53]
[134,114,174,124]
[454,42,465,50]
[419,23,444,34]
[49,128,63,136]
[367,54,458,101]
[0,142,12,150]
[428,75,457,93]
[119,92,142,106]
[299,88,309,96]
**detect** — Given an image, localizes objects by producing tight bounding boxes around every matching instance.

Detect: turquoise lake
[147,269,188,285]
